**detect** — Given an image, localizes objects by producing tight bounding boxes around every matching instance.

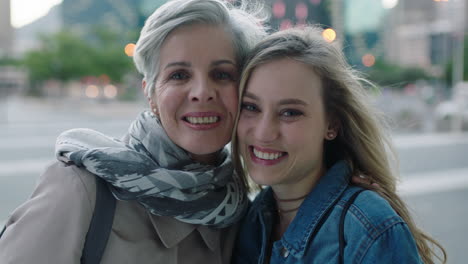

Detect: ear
[142,80,159,116]
[325,116,340,141]
[142,80,148,98]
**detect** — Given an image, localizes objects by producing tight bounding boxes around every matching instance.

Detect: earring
[327,132,336,140]
[152,108,159,116]
[148,98,158,116]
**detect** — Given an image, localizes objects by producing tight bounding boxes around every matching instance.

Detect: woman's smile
[182,112,222,130]
[154,24,239,160]
[249,145,288,166]
[237,58,328,187]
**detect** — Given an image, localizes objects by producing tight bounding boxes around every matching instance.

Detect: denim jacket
[233,161,423,264]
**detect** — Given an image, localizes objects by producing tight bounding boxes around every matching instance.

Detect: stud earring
[327,132,335,140]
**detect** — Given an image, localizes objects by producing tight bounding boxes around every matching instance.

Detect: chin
[247,171,275,186]
[183,141,228,156]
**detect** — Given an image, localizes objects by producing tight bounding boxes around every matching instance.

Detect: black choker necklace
[277,205,301,214]
[273,192,308,202]
[274,192,308,214]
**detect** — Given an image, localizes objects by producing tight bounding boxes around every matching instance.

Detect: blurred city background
[0,0,467,262]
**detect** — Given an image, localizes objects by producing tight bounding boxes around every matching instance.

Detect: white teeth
[186,116,219,124]
[253,148,284,160]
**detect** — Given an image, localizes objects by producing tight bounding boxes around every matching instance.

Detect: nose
[253,113,279,143]
[189,76,216,103]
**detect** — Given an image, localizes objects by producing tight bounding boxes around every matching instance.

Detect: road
[1,96,467,263]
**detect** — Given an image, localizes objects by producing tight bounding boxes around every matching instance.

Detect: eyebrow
[243,92,308,106]
[164,61,191,69]
[211,59,236,67]
[278,98,308,106]
[243,92,259,101]
[164,60,235,70]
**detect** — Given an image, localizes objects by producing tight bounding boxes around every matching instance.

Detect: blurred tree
[87,27,137,83]
[364,59,431,88]
[22,29,135,93]
[0,57,21,66]
[24,31,95,82]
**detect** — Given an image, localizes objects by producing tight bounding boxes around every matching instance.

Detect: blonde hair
[231,26,446,264]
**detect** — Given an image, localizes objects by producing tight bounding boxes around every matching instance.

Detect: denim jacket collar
[259,161,350,258]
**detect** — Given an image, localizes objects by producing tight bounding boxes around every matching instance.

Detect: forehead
[246,58,323,102]
[159,24,236,64]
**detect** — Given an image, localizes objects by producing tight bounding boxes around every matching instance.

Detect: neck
[189,152,220,165]
[271,164,327,239]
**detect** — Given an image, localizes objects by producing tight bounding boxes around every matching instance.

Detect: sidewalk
[0,95,145,124]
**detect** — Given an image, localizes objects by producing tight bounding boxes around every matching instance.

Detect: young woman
[232,26,446,263]
[0,0,266,263]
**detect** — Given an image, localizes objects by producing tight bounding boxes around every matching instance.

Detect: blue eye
[241,102,258,112]
[281,109,303,117]
[169,71,190,80]
[213,71,236,81]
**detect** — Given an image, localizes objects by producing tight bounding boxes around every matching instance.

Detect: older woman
[232,26,446,264]
[0,0,265,263]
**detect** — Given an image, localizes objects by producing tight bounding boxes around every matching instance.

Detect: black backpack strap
[338,188,366,264]
[81,177,117,264]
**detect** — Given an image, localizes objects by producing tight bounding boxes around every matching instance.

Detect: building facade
[60,0,168,43]
[383,0,466,74]
[0,0,13,57]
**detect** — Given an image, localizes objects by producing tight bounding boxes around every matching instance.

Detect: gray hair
[133,0,267,97]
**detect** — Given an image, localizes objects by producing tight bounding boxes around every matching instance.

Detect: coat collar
[148,213,220,251]
[260,161,350,258]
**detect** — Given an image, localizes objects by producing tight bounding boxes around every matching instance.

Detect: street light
[85,85,100,99]
[124,43,136,57]
[295,2,308,20]
[280,19,293,31]
[103,85,118,99]
[310,0,321,5]
[322,28,337,43]
[273,0,286,19]
[362,54,376,67]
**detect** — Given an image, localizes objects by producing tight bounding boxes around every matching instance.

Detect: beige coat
[0,162,238,264]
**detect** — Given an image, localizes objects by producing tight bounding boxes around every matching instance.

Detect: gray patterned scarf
[55,111,248,228]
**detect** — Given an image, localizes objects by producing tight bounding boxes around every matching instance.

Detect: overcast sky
[11,0,63,28]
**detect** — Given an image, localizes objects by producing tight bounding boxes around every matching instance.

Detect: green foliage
[0,57,21,66]
[364,59,431,88]
[22,29,135,84]
[86,28,137,83]
[23,32,94,82]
